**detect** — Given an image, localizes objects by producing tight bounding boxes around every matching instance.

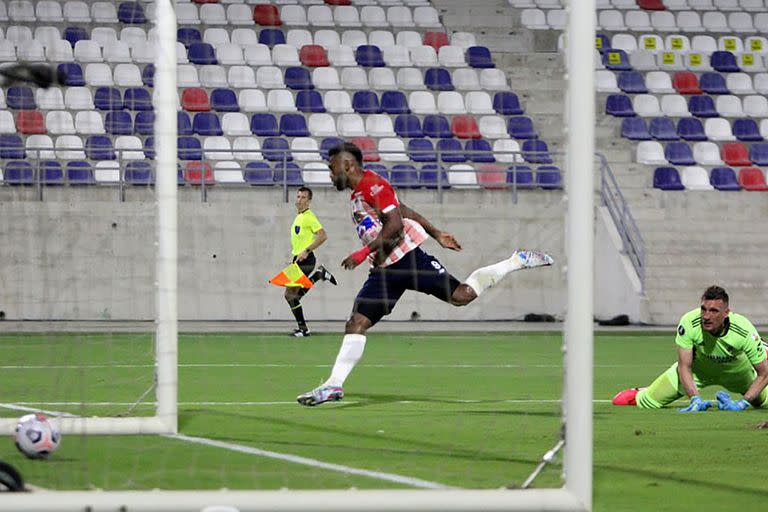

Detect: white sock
[465,253,524,297]
[324,334,366,388]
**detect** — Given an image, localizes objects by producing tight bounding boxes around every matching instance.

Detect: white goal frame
[0,0,594,510]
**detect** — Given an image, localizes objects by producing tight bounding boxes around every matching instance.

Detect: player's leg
[634,364,689,409]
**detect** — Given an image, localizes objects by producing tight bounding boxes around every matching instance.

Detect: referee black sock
[287,298,307,330]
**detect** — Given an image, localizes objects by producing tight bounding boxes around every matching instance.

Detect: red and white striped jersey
[350,171,428,267]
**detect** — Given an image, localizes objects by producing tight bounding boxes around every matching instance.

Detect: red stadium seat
[325,0,352,5]
[351,137,380,162]
[451,115,481,139]
[722,143,751,167]
[253,4,282,26]
[738,167,768,191]
[181,88,211,112]
[192,0,220,4]
[672,72,701,95]
[423,32,449,51]
[299,45,329,67]
[185,161,214,185]
[636,0,666,10]
[16,111,46,134]
[477,164,507,189]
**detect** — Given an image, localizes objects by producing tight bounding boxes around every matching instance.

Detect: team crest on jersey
[295,226,300,234]
[370,184,384,196]
[678,325,685,336]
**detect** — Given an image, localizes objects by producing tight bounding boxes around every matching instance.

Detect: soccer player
[296,142,554,406]
[612,285,768,412]
[284,186,337,337]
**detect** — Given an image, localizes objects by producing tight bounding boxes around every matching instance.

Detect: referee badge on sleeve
[678,325,685,336]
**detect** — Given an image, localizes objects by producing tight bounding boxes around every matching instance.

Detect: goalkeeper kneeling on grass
[613,285,768,412]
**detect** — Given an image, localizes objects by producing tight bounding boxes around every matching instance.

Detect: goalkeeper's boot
[316,265,337,285]
[297,385,344,406]
[513,250,554,270]
[612,388,639,406]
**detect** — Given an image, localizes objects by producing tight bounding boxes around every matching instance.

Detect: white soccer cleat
[297,385,344,407]
[513,250,554,269]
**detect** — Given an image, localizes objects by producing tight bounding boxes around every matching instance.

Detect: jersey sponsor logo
[295,225,300,234]
[370,184,384,196]
[678,325,685,336]
[701,353,738,363]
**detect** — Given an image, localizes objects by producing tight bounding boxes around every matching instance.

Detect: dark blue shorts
[353,247,461,325]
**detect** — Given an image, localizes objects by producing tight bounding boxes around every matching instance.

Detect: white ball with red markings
[14,413,61,459]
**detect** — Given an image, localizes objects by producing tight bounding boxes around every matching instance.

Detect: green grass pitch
[1,331,766,511]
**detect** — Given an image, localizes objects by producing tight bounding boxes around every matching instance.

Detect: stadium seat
[182,88,210,112]
[124,161,152,185]
[703,118,734,142]
[184,161,214,186]
[356,45,385,67]
[419,115,449,139]
[389,163,420,188]
[352,91,381,114]
[204,136,233,161]
[324,91,353,113]
[603,50,631,71]
[220,112,250,137]
[279,114,310,137]
[308,114,337,137]
[104,111,132,135]
[733,119,763,141]
[653,166,685,190]
[228,66,257,88]
[350,137,379,162]
[272,162,303,186]
[0,134,25,159]
[605,94,635,117]
[300,45,329,67]
[193,113,223,136]
[727,73,755,95]
[342,30,367,49]
[238,89,267,112]
[419,164,450,189]
[673,72,702,95]
[680,166,714,190]
[7,86,36,110]
[93,87,122,110]
[424,67,454,91]
[114,64,142,87]
[251,113,279,136]
[118,2,146,24]
[492,139,522,163]
[285,67,313,90]
[406,139,436,163]
[451,115,480,139]
[17,111,46,134]
[394,114,423,138]
[738,167,768,190]
[141,64,155,87]
[259,29,286,48]
[123,88,151,111]
[699,73,729,95]
[709,166,741,190]
[64,87,94,110]
[133,111,153,135]
[622,118,652,140]
[290,137,321,162]
[85,135,115,160]
[649,117,679,141]
[178,28,202,48]
[313,67,341,89]
[507,116,538,139]
[723,142,752,166]
[363,114,393,138]
[254,4,282,26]
[618,72,647,94]
[688,95,718,117]
[665,142,695,165]
[634,95,662,117]
[521,140,552,164]
[433,138,463,163]
[464,139,495,163]
[243,162,272,185]
[3,160,34,185]
[694,141,724,165]
[337,113,366,137]
[637,141,666,164]
[381,91,410,114]
[711,51,740,73]
[378,137,409,162]
[295,90,325,113]
[233,137,263,162]
[210,89,238,113]
[674,118,705,142]
[63,26,88,48]
[66,161,94,184]
[536,166,562,190]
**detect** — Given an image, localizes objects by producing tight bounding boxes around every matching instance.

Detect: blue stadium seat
[536,166,562,189]
[133,110,155,135]
[177,28,202,48]
[188,43,218,65]
[522,140,553,164]
[66,161,94,184]
[381,91,410,114]
[465,139,495,163]
[192,113,223,136]
[177,111,193,135]
[602,49,631,71]
[85,135,116,160]
[437,138,466,162]
[424,68,455,91]
[493,92,524,115]
[420,164,450,188]
[244,162,273,186]
[408,139,437,162]
[105,111,133,135]
[118,2,147,24]
[124,161,153,185]
[123,88,152,111]
[649,117,679,141]
[58,63,85,87]
[64,27,89,48]
[466,46,494,68]
[4,161,34,185]
[423,115,452,138]
[621,117,651,140]
[273,162,302,184]
[284,67,313,90]
[688,96,718,117]
[250,113,279,136]
[618,71,647,94]
[732,119,762,141]
[144,136,154,159]
[507,116,538,139]
[605,94,635,117]
[0,135,25,159]
[507,164,535,188]
[710,51,739,73]
[296,90,326,113]
[748,143,768,165]
[352,91,381,114]
[210,89,239,112]
[596,34,611,53]
[319,137,343,159]
[365,164,389,180]
[263,137,292,162]
[677,118,707,141]
[7,87,36,110]
[710,167,740,191]
[177,137,202,160]
[259,29,286,48]
[355,45,385,67]
[390,164,420,188]
[141,64,155,87]
[394,114,423,138]
[279,114,310,137]
[94,87,123,110]
[664,142,695,165]
[699,73,729,95]
[653,166,685,190]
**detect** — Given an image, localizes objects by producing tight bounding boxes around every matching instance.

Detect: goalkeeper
[613,285,768,412]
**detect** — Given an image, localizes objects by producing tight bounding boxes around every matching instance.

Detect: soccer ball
[14,413,61,459]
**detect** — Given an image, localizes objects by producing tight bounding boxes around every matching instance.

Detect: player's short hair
[328,142,363,167]
[298,186,312,200]
[701,285,729,305]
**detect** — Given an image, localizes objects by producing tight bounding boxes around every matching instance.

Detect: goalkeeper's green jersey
[676,309,767,377]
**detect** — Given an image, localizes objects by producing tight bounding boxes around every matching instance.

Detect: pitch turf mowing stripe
[167,433,455,490]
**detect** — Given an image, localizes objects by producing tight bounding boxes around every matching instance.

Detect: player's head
[328,142,364,192]
[699,285,730,333]
[295,186,312,212]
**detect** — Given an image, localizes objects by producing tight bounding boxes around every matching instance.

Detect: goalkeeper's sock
[465,253,526,297]
[324,334,366,387]
[287,298,307,330]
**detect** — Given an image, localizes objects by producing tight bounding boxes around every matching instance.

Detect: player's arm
[296,228,327,262]
[744,359,768,407]
[676,346,699,398]
[341,208,403,269]
[399,203,462,251]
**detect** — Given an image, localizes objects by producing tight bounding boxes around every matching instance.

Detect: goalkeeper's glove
[716,391,750,411]
[677,395,712,412]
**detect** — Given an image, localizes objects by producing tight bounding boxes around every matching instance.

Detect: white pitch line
[166,433,454,490]
[0,402,78,417]
[0,363,641,369]
[1,399,614,407]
